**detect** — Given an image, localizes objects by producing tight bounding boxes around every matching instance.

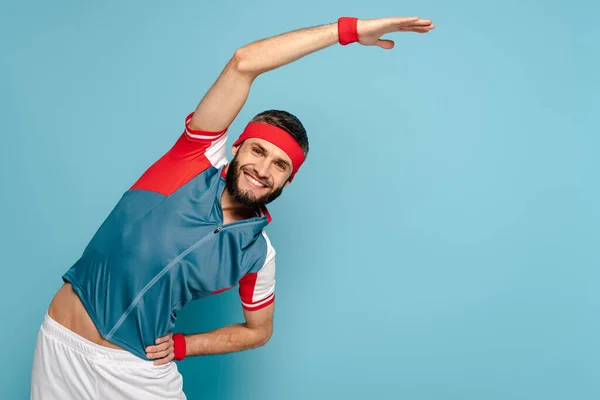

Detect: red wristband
[172,333,186,361]
[338,17,359,46]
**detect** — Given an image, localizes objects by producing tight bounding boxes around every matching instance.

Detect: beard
[225,156,285,209]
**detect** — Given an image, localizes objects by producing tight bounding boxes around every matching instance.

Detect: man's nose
[254,159,270,179]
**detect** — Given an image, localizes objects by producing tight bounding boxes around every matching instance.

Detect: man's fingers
[414,25,435,32]
[392,17,433,26]
[398,24,435,32]
[391,16,419,25]
[155,332,173,345]
[146,339,173,353]
[146,343,165,353]
[411,19,433,26]
[147,348,172,359]
[376,39,395,50]
[146,343,173,359]
[398,23,434,29]
[146,336,175,360]
[153,353,174,366]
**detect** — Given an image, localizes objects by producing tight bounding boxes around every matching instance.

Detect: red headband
[233,122,305,182]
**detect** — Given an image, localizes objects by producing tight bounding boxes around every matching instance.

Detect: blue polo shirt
[62,113,277,359]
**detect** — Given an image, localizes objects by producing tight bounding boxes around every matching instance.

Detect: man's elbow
[255,326,273,348]
[231,48,259,77]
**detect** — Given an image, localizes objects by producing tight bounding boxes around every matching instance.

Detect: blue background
[1,0,598,399]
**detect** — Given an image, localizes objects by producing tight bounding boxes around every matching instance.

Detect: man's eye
[253,148,262,155]
[276,162,286,170]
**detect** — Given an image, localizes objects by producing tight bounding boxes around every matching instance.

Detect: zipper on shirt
[108,215,265,339]
[106,226,220,340]
[213,216,266,235]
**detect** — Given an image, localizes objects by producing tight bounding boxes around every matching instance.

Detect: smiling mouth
[243,172,268,189]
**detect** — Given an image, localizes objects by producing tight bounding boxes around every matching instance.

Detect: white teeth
[245,173,265,188]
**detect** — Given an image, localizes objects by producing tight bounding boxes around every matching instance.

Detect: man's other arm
[182,303,274,356]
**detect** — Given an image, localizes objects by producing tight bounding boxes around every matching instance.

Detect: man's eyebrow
[253,143,268,154]
[275,157,291,168]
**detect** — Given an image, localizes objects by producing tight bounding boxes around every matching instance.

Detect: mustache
[240,166,272,188]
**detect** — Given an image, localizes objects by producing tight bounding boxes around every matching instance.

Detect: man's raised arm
[189,16,434,132]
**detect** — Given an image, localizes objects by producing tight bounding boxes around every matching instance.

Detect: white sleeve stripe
[184,114,227,139]
[185,130,225,140]
[242,292,274,308]
[204,134,228,168]
[248,231,276,304]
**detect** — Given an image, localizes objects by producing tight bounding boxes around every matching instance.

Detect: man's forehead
[244,138,293,164]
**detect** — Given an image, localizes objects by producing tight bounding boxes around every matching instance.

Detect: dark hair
[251,110,309,156]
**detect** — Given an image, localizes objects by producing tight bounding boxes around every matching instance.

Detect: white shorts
[30,314,186,400]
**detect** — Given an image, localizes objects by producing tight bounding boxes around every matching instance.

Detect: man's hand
[145,332,174,366]
[357,17,435,49]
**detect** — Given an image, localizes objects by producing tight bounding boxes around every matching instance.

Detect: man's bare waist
[47,283,125,351]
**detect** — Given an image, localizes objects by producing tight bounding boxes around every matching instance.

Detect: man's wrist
[338,17,359,45]
[172,333,187,361]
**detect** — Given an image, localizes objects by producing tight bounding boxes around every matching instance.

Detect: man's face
[225,138,293,209]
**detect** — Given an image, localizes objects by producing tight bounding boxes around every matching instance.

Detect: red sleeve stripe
[238,272,258,304]
[242,293,275,311]
[185,113,227,139]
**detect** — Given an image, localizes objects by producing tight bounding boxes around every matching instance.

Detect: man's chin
[239,190,262,202]
[231,184,270,207]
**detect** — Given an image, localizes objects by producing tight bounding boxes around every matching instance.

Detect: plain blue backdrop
[1,0,598,399]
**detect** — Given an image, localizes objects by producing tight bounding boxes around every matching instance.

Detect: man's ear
[232,144,240,157]
[284,180,291,188]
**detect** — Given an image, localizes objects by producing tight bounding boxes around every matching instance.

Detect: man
[30,15,434,400]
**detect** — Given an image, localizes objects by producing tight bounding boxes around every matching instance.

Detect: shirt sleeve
[170,112,228,161]
[130,113,228,196]
[239,234,276,311]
